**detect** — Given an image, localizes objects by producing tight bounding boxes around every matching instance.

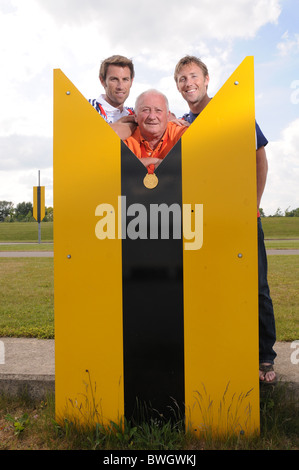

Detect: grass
[0,258,54,338]
[0,255,297,341]
[0,244,53,252]
[261,217,299,239]
[0,218,298,243]
[268,256,299,341]
[0,222,53,242]
[0,382,298,450]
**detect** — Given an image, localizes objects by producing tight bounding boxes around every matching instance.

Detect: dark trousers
[258,217,277,364]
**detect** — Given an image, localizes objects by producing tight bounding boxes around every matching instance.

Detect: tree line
[0,201,53,222]
[259,207,299,217]
[0,200,298,222]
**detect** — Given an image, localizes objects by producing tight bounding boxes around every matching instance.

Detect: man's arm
[256,146,268,211]
[110,115,137,140]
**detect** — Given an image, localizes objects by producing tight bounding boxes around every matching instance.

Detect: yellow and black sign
[33,186,45,223]
[53,57,259,436]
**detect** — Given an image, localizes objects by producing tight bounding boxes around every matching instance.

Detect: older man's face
[135,93,170,139]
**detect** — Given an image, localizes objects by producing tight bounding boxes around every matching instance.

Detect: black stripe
[37,186,41,223]
[121,141,185,424]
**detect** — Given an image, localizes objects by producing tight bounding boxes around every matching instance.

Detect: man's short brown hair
[99,55,135,81]
[174,56,209,83]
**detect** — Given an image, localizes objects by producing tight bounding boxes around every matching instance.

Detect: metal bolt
[66,91,71,95]
[238,253,243,258]
[67,254,71,259]
[234,81,239,85]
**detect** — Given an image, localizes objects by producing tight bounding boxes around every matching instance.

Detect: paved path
[0,338,298,400]
[0,250,299,258]
[0,251,53,257]
[267,249,299,255]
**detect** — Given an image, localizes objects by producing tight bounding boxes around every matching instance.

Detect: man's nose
[185,77,193,87]
[148,110,157,120]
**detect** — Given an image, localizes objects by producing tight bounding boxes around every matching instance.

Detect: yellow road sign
[33,186,45,222]
[53,56,259,436]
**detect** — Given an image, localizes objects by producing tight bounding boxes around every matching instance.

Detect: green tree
[285,207,299,217]
[15,202,33,221]
[44,206,53,222]
[0,201,14,222]
[273,207,284,217]
[259,208,265,217]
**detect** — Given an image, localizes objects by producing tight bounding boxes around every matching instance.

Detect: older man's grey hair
[135,89,169,113]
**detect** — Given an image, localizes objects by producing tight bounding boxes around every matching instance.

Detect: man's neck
[103,94,124,111]
[188,95,211,115]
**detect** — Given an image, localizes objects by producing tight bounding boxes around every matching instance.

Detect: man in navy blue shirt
[174,55,277,384]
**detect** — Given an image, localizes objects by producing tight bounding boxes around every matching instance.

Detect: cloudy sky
[0,0,298,215]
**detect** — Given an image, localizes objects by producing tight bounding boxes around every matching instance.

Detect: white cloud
[38,0,281,43]
[0,0,283,139]
[0,135,52,171]
[262,118,299,215]
[277,30,299,56]
[0,167,53,207]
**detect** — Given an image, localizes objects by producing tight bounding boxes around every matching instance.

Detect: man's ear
[134,114,138,123]
[99,76,106,88]
[167,111,174,121]
[205,74,210,90]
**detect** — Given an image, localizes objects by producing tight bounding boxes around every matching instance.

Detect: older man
[124,90,188,173]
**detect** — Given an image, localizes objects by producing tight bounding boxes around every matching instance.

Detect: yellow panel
[53,70,124,425]
[33,187,37,221]
[182,57,260,436]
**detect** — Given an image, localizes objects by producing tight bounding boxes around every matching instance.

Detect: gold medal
[143,173,158,189]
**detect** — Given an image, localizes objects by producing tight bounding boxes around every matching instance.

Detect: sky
[0,0,298,216]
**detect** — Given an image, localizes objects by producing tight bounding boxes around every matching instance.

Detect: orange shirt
[124,121,187,161]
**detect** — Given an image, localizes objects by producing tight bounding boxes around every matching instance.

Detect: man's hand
[168,113,190,127]
[139,157,162,169]
[111,115,137,140]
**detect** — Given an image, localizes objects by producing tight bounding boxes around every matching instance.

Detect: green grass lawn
[0,222,53,242]
[268,255,299,341]
[261,217,299,239]
[0,255,298,341]
[0,244,53,252]
[0,258,54,338]
[0,218,298,340]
